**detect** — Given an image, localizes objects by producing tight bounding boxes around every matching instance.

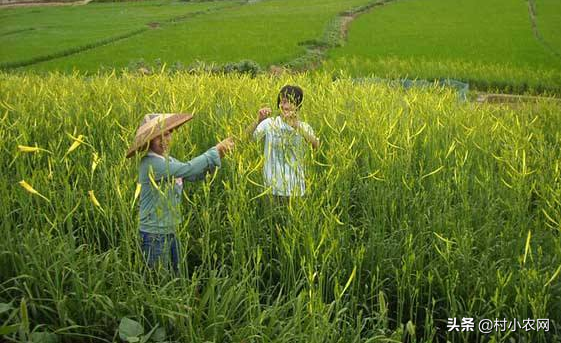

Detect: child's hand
[216,137,235,157]
[287,119,300,129]
[258,107,272,122]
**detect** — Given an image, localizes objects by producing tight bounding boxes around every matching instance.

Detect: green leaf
[0,302,13,315]
[140,324,162,343]
[118,318,144,342]
[0,324,20,335]
[405,320,416,337]
[151,327,166,342]
[30,331,59,343]
[20,298,29,336]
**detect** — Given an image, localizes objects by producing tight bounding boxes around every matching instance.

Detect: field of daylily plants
[1,72,560,342]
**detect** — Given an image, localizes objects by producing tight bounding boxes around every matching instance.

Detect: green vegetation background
[0,0,559,93]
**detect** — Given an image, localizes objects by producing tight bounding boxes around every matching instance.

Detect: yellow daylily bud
[134,183,142,202]
[18,180,50,202]
[91,152,101,173]
[18,145,52,154]
[67,135,84,155]
[88,190,103,211]
[18,145,40,153]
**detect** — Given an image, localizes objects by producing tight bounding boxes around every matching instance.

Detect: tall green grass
[1,71,560,342]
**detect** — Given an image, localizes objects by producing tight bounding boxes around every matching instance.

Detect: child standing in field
[127,113,234,272]
[247,85,319,200]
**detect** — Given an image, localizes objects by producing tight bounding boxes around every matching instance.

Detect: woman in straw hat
[127,113,234,272]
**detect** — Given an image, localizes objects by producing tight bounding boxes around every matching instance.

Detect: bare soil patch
[476,92,561,103]
[0,0,91,8]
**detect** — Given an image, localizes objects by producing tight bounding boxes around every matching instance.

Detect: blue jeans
[140,231,180,272]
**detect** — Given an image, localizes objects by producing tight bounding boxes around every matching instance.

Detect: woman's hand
[216,137,235,157]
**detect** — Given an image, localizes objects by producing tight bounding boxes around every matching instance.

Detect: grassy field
[0,0,230,69]
[535,0,561,58]
[2,0,371,72]
[324,0,561,94]
[1,71,560,342]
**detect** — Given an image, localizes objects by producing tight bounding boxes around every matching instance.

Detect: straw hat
[126,113,193,158]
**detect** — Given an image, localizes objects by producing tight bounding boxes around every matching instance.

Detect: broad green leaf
[118,317,144,342]
[0,324,20,335]
[140,324,162,343]
[151,327,166,342]
[0,302,13,315]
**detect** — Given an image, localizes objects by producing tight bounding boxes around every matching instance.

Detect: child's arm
[294,122,319,150]
[245,107,271,139]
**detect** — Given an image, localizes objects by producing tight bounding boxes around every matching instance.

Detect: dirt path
[476,92,561,104]
[339,2,385,40]
[279,0,394,72]
[0,0,92,9]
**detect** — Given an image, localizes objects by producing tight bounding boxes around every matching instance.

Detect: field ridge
[0,27,34,37]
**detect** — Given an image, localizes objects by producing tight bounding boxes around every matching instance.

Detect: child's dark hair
[277,85,304,110]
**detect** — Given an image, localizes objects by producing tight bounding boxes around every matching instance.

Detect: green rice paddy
[324,0,561,94]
